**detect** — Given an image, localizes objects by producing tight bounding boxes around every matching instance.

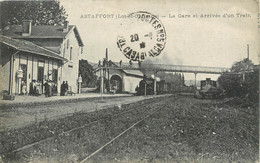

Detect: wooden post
[9,54,14,95]
[9,51,19,96]
[144,83,147,96]
[106,48,110,91]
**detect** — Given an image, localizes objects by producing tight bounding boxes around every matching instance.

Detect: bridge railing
[141,64,230,73]
[112,62,230,74]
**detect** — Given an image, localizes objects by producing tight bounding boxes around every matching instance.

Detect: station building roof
[2,24,84,46]
[0,35,67,61]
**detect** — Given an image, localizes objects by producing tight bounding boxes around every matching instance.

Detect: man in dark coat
[44,81,50,97]
[60,81,65,96]
[29,82,33,96]
[64,81,69,93]
[32,80,37,95]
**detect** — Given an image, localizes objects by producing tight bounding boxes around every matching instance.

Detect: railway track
[2,95,257,162]
[81,95,258,162]
[2,95,173,162]
[78,103,167,163]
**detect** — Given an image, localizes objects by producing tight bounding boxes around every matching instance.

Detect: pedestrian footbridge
[105,62,230,74]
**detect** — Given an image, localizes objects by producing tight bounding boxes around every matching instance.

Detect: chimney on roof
[22,20,32,36]
[63,21,69,32]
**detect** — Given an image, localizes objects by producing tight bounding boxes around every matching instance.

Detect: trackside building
[0,20,84,95]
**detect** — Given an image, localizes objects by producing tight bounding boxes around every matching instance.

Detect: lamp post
[144,81,147,96]
[78,75,82,94]
[17,69,23,95]
[151,74,155,95]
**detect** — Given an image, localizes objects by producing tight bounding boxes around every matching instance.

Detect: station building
[92,61,143,93]
[0,20,84,95]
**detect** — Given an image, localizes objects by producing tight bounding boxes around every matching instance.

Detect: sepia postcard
[0,0,259,162]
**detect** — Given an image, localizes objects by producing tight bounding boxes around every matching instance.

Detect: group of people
[28,80,65,97]
[98,59,141,67]
[29,80,43,96]
[60,81,69,96]
[43,80,57,97]
[98,59,113,67]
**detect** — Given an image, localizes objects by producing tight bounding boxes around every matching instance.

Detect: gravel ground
[0,95,169,131]
[0,96,169,162]
[0,95,258,163]
[88,96,259,163]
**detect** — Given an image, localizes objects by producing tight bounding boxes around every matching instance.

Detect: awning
[0,35,67,61]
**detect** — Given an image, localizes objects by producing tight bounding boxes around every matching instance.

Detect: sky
[60,0,259,80]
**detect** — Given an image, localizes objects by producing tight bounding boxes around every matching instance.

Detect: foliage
[218,73,243,97]
[230,58,254,72]
[217,58,259,104]
[79,60,97,88]
[0,0,67,29]
[96,77,110,92]
[242,69,259,103]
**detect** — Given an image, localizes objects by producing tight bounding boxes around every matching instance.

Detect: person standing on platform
[65,81,69,94]
[48,80,52,97]
[60,81,65,96]
[29,82,33,96]
[44,81,50,97]
[36,80,42,95]
[32,80,37,95]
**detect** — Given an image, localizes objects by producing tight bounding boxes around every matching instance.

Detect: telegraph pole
[106,48,110,91]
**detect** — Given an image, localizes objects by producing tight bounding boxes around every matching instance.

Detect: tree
[217,58,259,104]
[96,77,110,93]
[230,58,254,73]
[0,0,67,29]
[218,73,243,97]
[79,60,97,88]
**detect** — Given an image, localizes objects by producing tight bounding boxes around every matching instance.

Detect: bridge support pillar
[194,72,197,90]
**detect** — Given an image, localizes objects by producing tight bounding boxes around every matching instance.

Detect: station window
[20,64,27,83]
[52,69,58,82]
[70,47,73,61]
[67,39,70,49]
